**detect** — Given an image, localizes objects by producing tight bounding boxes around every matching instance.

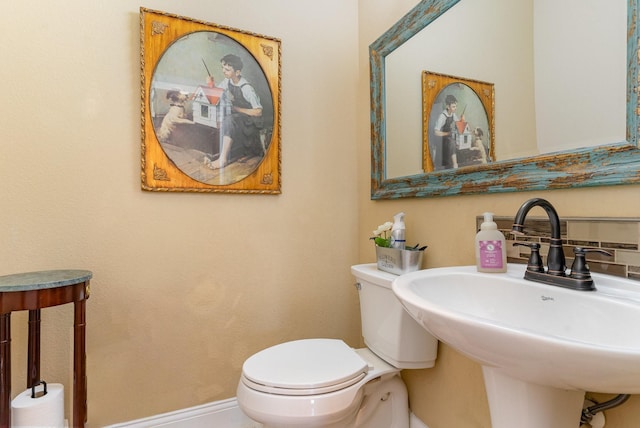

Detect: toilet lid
[242,339,370,395]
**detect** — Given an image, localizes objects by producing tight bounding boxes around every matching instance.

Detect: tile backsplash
[477,216,640,282]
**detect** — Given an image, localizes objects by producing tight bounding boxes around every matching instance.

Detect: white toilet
[236,263,439,427]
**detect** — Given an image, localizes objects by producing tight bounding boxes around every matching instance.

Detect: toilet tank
[351,263,438,369]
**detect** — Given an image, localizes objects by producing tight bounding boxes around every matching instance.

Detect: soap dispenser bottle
[475,212,507,273]
[390,212,406,249]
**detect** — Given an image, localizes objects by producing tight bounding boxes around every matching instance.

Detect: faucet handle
[569,247,613,280]
[513,242,545,273]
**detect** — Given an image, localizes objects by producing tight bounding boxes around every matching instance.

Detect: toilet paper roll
[11,383,64,428]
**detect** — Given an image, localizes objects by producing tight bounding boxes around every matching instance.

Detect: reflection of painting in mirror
[384,0,625,180]
[422,71,494,172]
[152,32,272,186]
[141,8,281,194]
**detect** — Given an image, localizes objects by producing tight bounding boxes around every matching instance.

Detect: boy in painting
[205,54,264,170]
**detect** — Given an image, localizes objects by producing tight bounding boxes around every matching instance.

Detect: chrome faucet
[511,198,612,291]
[512,198,566,275]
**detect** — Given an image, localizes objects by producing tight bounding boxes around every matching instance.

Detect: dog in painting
[156,90,193,143]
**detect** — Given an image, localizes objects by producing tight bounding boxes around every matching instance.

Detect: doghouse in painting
[192,85,226,128]
[454,118,473,150]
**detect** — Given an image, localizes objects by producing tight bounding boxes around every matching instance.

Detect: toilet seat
[241,338,370,396]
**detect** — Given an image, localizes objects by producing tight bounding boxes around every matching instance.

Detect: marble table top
[0,270,93,292]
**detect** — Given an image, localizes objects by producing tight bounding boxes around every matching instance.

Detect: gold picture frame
[422,71,494,172]
[140,8,281,193]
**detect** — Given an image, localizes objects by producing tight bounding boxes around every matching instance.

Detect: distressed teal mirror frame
[370,0,640,199]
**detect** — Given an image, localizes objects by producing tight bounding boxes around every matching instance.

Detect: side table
[0,270,92,427]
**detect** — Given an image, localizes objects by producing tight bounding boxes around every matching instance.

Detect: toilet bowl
[236,264,438,428]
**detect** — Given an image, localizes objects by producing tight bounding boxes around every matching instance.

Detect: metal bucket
[375,245,424,275]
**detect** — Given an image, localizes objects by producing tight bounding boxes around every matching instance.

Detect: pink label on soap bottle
[479,240,504,268]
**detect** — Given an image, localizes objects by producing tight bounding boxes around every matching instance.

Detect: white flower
[373,221,393,237]
[371,220,394,247]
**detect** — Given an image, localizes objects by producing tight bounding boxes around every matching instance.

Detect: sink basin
[393,264,640,428]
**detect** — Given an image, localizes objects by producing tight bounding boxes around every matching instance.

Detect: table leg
[27,309,41,388]
[0,313,11,427]
[73,299,87,427]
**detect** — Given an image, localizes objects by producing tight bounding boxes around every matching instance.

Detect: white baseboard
[104,398,262,428]
[410,412,429,428]
[105,397,428,428]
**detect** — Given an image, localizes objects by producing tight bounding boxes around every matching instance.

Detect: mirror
[370,0,640,199]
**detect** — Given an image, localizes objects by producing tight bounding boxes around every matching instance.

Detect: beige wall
[358,1,640,427]
[0,1,361,426]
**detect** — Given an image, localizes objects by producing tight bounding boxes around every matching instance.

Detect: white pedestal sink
[392,264,640,428]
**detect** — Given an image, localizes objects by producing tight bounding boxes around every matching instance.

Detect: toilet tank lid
[351,263,396,289]
[242,339,369,390]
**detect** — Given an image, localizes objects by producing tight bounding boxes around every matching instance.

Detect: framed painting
[422,71,494,172]
[140,8,281,193]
